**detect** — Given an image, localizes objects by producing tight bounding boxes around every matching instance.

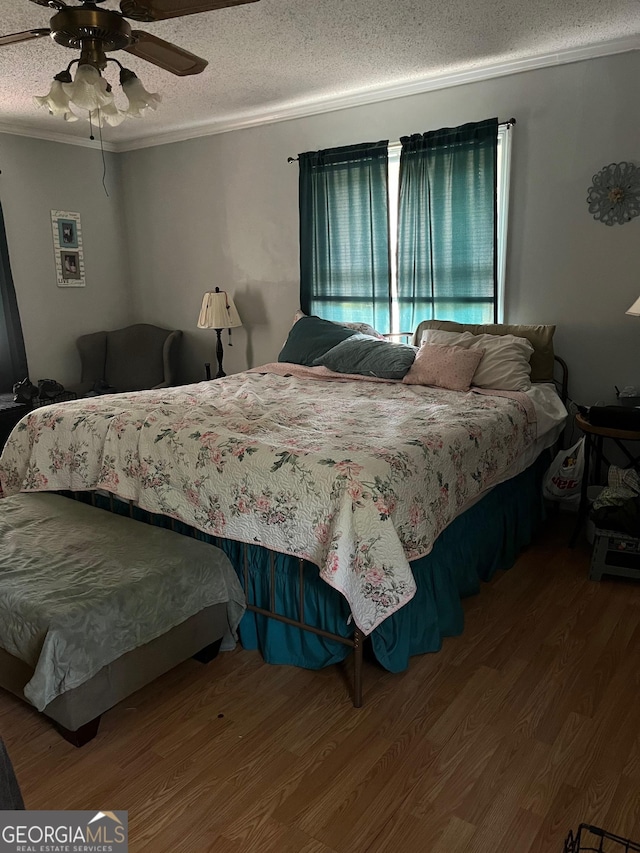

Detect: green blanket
[0,493,246,711]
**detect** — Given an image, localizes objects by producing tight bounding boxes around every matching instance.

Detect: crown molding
[0,121,117,151]
[1,35,638,154]
[114,35,640,152]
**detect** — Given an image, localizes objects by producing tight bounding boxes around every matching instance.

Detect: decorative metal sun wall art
[586,162,640,226]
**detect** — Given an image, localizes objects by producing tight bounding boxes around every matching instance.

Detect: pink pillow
[403,343,484,391]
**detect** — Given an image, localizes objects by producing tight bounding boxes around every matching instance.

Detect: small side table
[569,412,640,546]
[0,395,29,451]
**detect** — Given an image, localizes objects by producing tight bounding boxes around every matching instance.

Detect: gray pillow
[314,334,416,380]
[278,316,358,366]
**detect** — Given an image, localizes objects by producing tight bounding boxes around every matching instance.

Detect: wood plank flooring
[2,514,640,852]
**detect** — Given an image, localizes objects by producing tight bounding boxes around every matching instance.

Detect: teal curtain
[299,141,391,332]
[397,118,498,334]
[0,201,27,392]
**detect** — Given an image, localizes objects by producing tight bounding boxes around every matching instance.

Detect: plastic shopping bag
[542,437,585,506]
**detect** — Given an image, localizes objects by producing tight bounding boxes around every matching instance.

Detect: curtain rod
[287,118,516,162]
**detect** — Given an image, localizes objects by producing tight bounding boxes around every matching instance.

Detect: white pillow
[421,329,534,391]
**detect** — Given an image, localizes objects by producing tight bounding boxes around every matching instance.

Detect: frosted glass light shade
[121,72,161,118]
[89,99,126,128]
[198,290,242,330]
[63,65,114,112]
[626,296,640,316]
[34,78,78,122]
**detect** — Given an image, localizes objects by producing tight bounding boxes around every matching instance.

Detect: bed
[0,320,568,705]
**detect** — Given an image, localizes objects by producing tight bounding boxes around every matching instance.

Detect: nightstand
[569,413,640,546]
[0,394,29,450]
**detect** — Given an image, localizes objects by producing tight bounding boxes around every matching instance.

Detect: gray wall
[0,134,132,387]
[6,51,637,403]
[121,50,640,405]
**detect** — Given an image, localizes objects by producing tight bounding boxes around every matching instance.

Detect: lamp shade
[626,296,640,316]
[197,289,242,330]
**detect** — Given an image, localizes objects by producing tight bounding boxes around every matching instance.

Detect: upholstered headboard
[412,320,556,383]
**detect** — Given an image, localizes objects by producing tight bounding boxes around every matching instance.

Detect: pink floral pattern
[0,373,536,634]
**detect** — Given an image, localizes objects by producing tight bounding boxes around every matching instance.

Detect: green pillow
[278,316,358,366]
[314,334,416,380]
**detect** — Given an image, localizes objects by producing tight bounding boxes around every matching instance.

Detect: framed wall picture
[51,210,85,287]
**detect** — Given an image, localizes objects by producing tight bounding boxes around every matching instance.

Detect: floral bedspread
[0,371,536,634]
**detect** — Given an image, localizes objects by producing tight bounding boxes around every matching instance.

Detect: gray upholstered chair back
[74,324,182,394]
[0,738,24,809]
[77,330,107,389]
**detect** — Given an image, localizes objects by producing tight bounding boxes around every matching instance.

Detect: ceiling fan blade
[124,31,208,76]
[120,0,258,23]
[28,0,66,8]
[0,28,51,47]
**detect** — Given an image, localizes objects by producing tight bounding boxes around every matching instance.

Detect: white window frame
[496,124,512,324]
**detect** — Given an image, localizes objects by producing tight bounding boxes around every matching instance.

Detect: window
[300,121,512,335]
[298,141,392,334]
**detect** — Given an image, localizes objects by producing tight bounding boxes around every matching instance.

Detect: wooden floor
[3,514,640,853]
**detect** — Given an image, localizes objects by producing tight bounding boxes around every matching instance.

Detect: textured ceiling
[0,0,638,148]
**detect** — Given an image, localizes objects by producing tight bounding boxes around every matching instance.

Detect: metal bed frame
[80,491,366,707]
[241,549,365,706]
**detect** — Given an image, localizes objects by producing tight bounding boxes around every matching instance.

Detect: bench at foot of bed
[0,493,245,746]
[51,635,224,747]
[54,716,101,749]
[0,609,229,747]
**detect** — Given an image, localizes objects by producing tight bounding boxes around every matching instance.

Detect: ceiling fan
[0,0,260,76]
[0,0,260,126]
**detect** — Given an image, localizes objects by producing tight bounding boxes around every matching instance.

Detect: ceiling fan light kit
[3,0,260,129]
[35,62,161,127]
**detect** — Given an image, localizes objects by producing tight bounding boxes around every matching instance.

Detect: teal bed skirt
[80,451,547,674]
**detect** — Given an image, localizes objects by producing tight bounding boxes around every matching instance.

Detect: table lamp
[197,288,242,379]
[626,296,640,316]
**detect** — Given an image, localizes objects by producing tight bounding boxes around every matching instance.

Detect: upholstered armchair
[70,324,182,395]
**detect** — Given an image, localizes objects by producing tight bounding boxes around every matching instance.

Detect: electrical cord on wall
[87,109,110,198]
[98,120,109,198]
